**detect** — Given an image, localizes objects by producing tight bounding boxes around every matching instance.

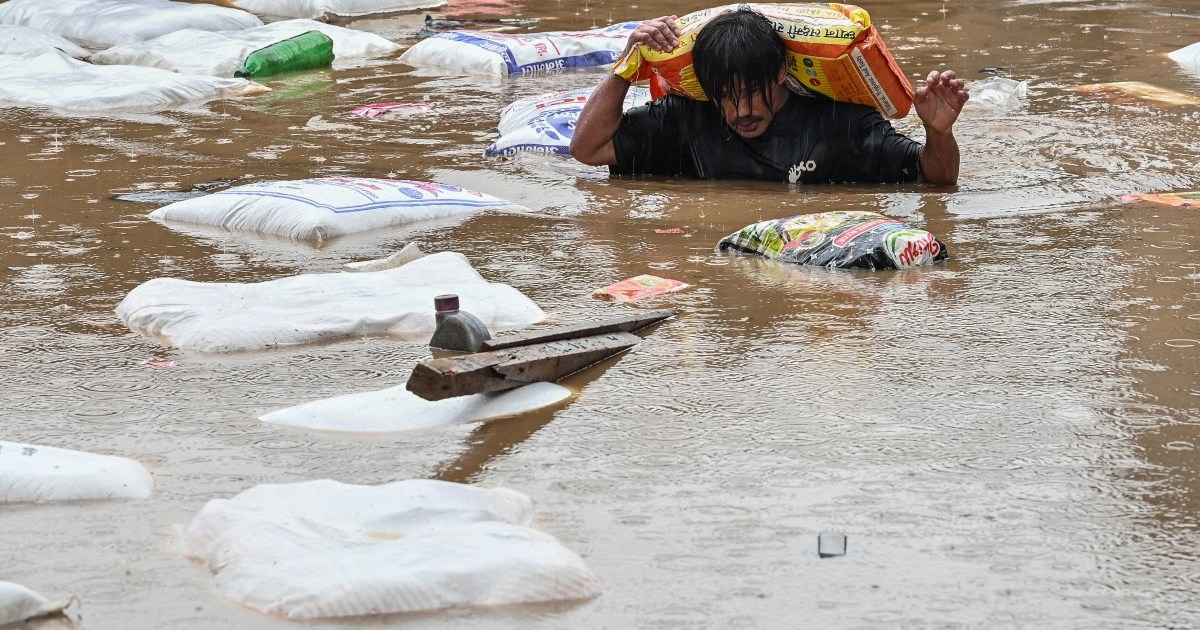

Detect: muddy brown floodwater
[2,0,1199,628]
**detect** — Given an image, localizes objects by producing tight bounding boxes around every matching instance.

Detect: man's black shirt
[611,92,923,183]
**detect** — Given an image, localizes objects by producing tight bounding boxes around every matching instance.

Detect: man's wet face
[717,78,787,139]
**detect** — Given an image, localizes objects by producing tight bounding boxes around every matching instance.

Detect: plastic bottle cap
[434,294,459,313]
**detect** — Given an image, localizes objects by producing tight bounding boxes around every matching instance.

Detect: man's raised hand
[624,16,682,55]
[914,70,969,136]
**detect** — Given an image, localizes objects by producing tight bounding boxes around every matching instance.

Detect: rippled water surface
[3,0,1199,628]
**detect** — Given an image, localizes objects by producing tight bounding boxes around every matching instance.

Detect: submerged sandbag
[261,381,571,433]
[486,86,650,158]
[1169,42,1200,74]
[148,178,524,241]
[0,582,72,627]
[0,0,262,49]
[717,211,948,270]
[0,50,265,112]
[399,22,635,76]
[91,19,400,78]
[116,251,547,353]
[228,0,445,19]
[0,440,154,503]
[179,479,602,618]
[0,25,89,58]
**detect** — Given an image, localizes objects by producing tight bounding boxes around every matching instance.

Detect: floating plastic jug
[429,294,491,352]
[235,31,334,79]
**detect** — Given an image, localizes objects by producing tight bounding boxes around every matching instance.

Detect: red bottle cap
[434,294,459,313]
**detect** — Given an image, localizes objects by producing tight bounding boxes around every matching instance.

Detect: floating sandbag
[485,86,650,158]
[0,50,265,112]
[261,381,571,433]
[91,19,400,78]
[1070,81,1200,106]
[399,22,636,76]
[0,582,72,627]
[0,25,89,58]
[227,0,446,20]
[0,440,154,503]
[0,0,262,49]
[148,178,524,241]
[717,211,948,270]
[116,252,546,353]
[179,479,602,618]
[614,3,913,118]
[1169,42,1200,74]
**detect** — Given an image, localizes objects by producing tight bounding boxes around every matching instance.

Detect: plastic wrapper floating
[1120,191,1200,207]
[717,211,948,270]
[178,479,602,618]
[91,19,399,78]
[593,275,690,302]
[0,440,154,503]
[614,2,913,117]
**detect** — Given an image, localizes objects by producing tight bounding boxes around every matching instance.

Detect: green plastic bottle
[235,31,335,79]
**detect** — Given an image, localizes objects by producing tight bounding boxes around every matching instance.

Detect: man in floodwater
[569,8,968,185]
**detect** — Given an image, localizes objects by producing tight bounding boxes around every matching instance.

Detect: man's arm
[569,16,681,166]
[913,70,969,185]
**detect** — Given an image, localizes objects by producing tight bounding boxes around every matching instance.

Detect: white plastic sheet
[149,178,526,241]
[230,0,445,20]
[0,50,266,112]
[261,381,571,433]
[179,479,601,618]
[399,23,636,76]
[0,440,154,503]
[0,25,89,58]
[486,86,649,158]
[1169,42,1200,74]
[0,0,262,49]
[116,252,547,353]
[91,19,401,78]
[0,582,71,627]
[967,76,1028,112]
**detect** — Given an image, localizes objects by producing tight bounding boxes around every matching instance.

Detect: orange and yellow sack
[614,3,913,118]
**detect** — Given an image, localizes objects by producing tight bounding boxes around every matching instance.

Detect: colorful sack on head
[613,3,913,118]
[716,211,947,270]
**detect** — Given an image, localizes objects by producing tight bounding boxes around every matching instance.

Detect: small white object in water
[1169,42,1200,74]
[260,380,571,433]
[342,242,426,272]
[0,440,154,503]
[967,76,1028,112]
[0,581,73,626]
[179,479,602,618]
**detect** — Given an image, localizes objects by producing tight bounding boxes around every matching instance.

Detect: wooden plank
[406,332,640,401]
[478,309,677,351]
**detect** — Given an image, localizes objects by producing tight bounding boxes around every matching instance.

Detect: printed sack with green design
[716,211,947,270]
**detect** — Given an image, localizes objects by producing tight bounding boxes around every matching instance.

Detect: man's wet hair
[692,7,786,111]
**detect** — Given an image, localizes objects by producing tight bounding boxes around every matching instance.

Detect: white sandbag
[0,582,71,627]
[0,50,265,112]
[486,86,649,158]
[0,440,154,503]
[148,178,525,241]
[230,0,445,20]
[399,22,636,76]
[91,19,400,78]
[0,0,262,49]
[116,251,546,353]
[0,25,89,58]
[179,479,601,618]
[1169,42,1200,74]
[966,76,1028,112]
[261,381,571,433]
